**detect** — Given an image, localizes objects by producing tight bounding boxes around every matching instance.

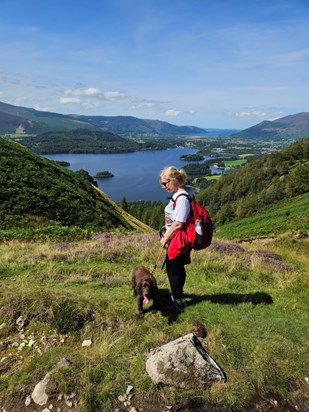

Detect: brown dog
[132,266,158,316]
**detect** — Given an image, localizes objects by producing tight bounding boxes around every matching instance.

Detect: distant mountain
[0,137,150,232]
[0,101,206,136]
[230,112,309,141]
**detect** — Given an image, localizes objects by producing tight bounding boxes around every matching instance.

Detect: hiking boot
[163,299,185,313]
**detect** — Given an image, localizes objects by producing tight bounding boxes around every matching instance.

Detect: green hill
[230,112,309,141]
[215,192,309,240]
[197,138,309,225]
[9,128,141,154]
[0,137,151,237]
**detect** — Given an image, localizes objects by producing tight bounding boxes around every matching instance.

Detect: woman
[159,166,191,312]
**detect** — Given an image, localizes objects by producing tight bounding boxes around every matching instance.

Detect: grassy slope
[0,206,308,411]
[215,192,309,240]
[0,137,152,236]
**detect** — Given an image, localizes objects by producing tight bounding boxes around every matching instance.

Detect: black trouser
[166,253,186,300]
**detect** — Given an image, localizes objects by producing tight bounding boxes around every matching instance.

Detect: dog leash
[152,247,165,274]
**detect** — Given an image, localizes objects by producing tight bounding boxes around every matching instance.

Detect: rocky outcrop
[145,333,226,389]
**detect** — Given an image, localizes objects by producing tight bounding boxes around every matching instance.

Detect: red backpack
[173,194,214,250]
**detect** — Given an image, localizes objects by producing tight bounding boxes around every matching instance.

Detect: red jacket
[167,222,196,263]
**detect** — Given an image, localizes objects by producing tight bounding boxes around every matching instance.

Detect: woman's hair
[160,166,187,187]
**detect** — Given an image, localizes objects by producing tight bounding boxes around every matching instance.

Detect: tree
[120,196,129,211]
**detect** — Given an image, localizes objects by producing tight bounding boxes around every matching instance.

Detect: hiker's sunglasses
[161,180,171,187]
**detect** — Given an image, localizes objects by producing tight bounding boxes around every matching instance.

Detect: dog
[132,266,158,316]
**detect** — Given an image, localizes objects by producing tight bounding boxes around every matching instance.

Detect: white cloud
[165,109,180,117]
[59,97,80,104]
[103,91,125,100]
[64,88,126,101]
[65,87,101,97]
[235,110,268,118]
[234,109,283,121]
[276,48,309,66]
[130,101,157,110]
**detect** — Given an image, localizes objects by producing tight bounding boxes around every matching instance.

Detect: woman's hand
[160,221,183,248]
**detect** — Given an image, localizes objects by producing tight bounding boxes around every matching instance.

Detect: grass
[215,192,309,240]
[0,228,308,411]
[223,159,247,168]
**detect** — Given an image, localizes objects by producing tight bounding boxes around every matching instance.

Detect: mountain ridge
[0,101,206,136]
[230,112,309,141]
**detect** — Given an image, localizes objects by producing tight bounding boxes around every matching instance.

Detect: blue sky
[0,0,308,129]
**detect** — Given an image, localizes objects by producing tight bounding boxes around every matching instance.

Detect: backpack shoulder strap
[173,193,191,208]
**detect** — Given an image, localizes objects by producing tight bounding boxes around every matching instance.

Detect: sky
[0,0,308,129]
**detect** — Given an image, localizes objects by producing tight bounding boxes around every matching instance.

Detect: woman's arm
[160,220,184,247]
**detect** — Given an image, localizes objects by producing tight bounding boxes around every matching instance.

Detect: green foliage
[180,153,204,161]
[94,170,114,178]
[216,192,309,240]
[198,138,309,223]
[126,200,165,230]
[183,161,211,177]
[0,138,134,232]
[10,128,141,154]
[0,231,308,411]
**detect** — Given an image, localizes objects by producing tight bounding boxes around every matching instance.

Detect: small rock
[117,395,126,402]
[65,400,73,408]
[126,385,134,395]
[49,404,53,409]
[31,373,51,405]
[25,396,31,406]
[81,339,92,347]
[0,323,6,329]
[57,358,71,368]
[16,316,25,329]
[42,409,50,412]
[305,377,309,383]
[28,339,36,347]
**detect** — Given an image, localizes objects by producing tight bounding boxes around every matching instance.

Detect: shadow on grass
[185,291,274,307]
[144,289,273,324]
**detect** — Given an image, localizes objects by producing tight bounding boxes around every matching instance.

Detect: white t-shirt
[164,191,191,230]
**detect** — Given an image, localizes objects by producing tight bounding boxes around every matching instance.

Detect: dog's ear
[138,281,144,297]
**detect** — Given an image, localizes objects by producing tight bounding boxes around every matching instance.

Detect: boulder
[145,333,226,388]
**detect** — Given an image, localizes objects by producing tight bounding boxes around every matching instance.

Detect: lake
[44,148,222,203]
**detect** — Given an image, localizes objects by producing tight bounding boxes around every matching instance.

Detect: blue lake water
[45,148,222,202]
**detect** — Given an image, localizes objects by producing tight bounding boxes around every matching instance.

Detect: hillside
[0,137,151,235]
[0,217,308,411]
[230,112,309,141]
[215,192,309,240]
[0,100,206,136]
[197,138,309,224]
[10,128,141,154]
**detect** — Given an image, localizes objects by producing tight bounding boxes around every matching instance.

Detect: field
[223,159,247,168]
[0,210,308,411]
